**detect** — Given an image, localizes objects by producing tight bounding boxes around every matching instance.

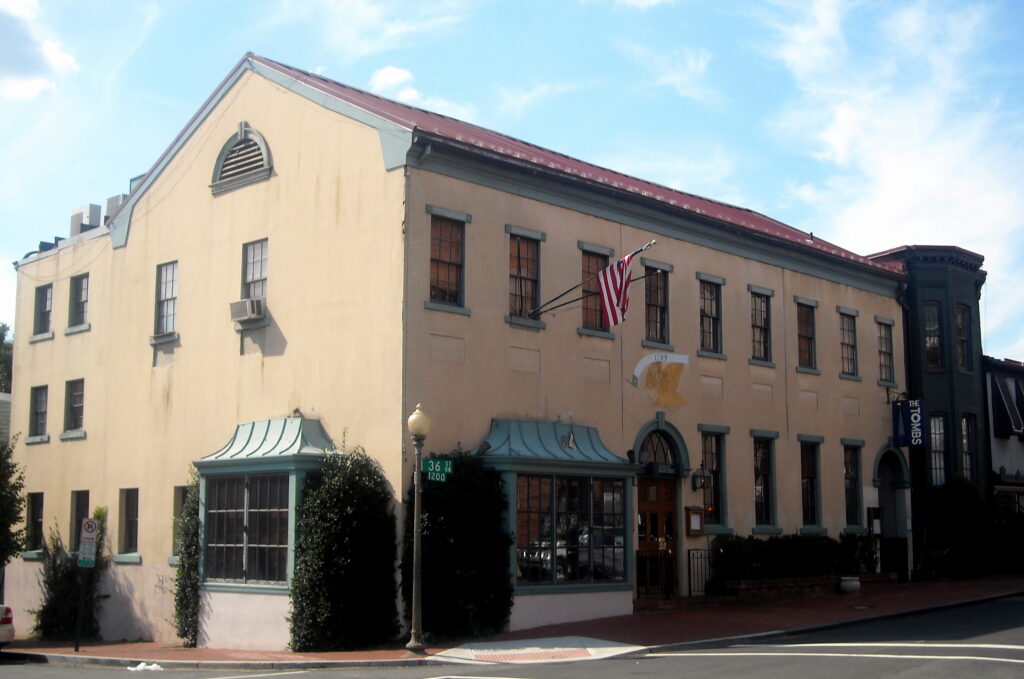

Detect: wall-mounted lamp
[691,464,712,491]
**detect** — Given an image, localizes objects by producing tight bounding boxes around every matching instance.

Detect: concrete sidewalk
[3,575,1023,669]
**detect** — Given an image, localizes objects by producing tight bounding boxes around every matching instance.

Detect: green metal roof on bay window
[475,419,635,475]
[195,417,334,471]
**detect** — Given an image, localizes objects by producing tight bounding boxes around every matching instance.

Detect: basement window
[211,122,273,196]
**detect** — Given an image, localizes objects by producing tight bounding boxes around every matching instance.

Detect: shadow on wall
[99,565,154,642]
[242,310,287,357]
[194,589,213,649]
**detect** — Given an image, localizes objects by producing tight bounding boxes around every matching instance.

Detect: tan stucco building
[7,54,913,650]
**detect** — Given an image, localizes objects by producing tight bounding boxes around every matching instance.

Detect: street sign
[422,458,453,482]
[78,517,99,568]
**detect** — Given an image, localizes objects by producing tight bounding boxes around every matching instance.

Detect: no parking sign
[78,518,99,568]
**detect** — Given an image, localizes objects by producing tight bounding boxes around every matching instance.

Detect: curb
[0,651,440,670]
[641,588,1024,654]
[5,588,1022,669]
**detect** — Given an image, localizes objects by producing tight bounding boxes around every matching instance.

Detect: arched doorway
[875,448,911,582]
[636,429,679,598]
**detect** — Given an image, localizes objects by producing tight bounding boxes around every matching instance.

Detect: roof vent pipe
[70,204,101,237]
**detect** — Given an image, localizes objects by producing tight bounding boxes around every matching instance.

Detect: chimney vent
[70,204,101,237]
[104,194,128,224]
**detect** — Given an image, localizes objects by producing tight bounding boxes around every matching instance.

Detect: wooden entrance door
[636,478,676,597]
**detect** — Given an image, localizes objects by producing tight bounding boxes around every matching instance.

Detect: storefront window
[516,474,625,585]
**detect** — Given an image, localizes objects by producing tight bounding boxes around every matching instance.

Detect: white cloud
[596,144,744,207]
[622,42,718,103]
[0,0,77,100]
[367,66,475,121]
[369,65,413,92]
[0,75,52,99]
[613,0,674,8]
[41,39,77,73]
[764,1,1024,359]
[0,0,39,20]
[271,0,471,62]
[494,82,583,118]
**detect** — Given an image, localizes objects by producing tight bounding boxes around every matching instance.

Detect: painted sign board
[892,399,926,448]
[422,458,453,482]
[77,517,99,568]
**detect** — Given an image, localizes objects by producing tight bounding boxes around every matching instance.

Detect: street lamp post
[406,404,431,653]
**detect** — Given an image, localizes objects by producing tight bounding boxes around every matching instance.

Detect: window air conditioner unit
[230,298,264,322]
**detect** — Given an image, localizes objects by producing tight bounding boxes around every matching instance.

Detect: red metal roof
[252,55,900,276]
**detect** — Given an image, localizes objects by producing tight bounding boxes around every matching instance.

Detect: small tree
[401,453,513,639]
[289,449,398,650]
[0,322,12,393]
[33,507,109,640]
[173,471,201,646]
[0,434,25,597]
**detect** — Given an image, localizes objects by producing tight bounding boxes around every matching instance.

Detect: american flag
[598,248,640,327]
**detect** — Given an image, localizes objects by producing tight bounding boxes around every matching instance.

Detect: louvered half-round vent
[211,122,273,195]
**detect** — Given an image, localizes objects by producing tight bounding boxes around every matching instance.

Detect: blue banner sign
[893,399,925,448]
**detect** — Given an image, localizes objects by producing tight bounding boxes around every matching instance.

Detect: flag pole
[529,271,659,317]
[528,240,655,319]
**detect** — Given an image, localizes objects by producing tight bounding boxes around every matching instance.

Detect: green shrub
[173,471,200,647]
[401,453,513,640]
[709,532,873,592]
[924,477,987,578]
[0,435,25,574]
[33,508,109,640]
[290,449,398,650]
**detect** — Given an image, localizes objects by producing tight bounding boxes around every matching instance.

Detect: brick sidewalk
[4,575,1023,668]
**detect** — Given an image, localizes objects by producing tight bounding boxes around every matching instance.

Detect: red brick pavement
[4,575,1022,667]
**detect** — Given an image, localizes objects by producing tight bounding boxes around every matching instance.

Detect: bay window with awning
[195,416,334,588]
[475,419,636,591]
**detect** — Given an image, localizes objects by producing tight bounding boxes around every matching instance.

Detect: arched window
[639,430,675,467]
[211,122,273,195]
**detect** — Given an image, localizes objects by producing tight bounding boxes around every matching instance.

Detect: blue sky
[1,0,1022,359]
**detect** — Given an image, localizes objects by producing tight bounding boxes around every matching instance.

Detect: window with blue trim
[205,474,288,583]
[516,475,625,585]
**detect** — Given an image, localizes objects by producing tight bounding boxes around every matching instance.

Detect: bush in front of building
[172,472,200,647]
[32,507,109,640]
[921,476,987,578]
[708,532,876,592]
[290,448,398,651]
[401,453,513,640]
[0,435,25,584]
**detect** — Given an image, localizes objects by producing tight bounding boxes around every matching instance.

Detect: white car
[0,604,14,648]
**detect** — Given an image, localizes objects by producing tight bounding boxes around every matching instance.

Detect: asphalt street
[2,595,1022,679]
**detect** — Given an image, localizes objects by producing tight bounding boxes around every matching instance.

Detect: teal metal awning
[195,417,334,471]
[475,419,635,475]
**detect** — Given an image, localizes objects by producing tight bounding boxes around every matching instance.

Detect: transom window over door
[639,429,675,469]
